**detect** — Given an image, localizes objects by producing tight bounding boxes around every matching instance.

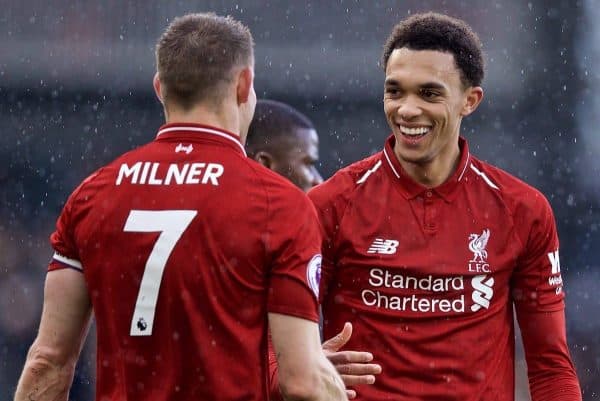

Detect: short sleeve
[266,187,322,322]
[308,174,351,303]
[512,192,564,312]
[48,194,83,272]
[47,172,101,272]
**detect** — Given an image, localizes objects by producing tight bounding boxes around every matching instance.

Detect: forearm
[517,309,581,401]
[268,334,284,401]
[529,375,581,401]
[269,313,347,401]
[314,356,348,401]
[14,344,76,401]
[279,354,346,401]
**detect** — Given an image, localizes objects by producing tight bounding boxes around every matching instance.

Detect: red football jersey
[309,136,579,401]
[48,123,322,401]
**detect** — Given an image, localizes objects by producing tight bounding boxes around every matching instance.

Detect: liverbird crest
[468,229,490,263]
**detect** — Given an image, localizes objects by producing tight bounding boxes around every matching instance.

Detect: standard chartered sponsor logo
[361,268,496,314]
[361,268,466,313]
[470,275,494,312]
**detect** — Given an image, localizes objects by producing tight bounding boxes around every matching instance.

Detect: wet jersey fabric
[49,123,322,401]
[308,135,580,401]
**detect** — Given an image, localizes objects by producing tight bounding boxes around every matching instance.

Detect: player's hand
[322,322,382,399]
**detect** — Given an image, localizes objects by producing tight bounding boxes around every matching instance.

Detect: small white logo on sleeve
[547,250,561,274]
[547,249,563,294]
[306,254,322,299]
[367,238,399,254]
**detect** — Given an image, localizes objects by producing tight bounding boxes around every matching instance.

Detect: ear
[236,67,254,105]
[254,151,273,169]
[460,86,484,117]
[153,73,164,104]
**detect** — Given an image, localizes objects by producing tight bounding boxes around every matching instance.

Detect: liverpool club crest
[468,229,491,273]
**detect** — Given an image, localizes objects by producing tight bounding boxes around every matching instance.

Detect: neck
[164,101,240,137]
[394,141,461,188]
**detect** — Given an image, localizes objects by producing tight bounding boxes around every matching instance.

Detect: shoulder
[62,142,159,211]
[469,157,555,220]
[244,157,314,210]
[309,152,382,209]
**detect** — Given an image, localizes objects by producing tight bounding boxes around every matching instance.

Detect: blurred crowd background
[1,1,598,399]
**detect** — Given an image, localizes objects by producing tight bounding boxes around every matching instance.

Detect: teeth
[399,126,429,136]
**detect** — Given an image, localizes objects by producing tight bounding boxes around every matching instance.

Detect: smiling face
[383,48,483,184]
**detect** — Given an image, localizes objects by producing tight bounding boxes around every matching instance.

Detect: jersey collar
[381,135,471,202]
[155,123,246,157]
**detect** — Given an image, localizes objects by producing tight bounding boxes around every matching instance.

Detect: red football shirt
[308,136,580,401]
[48,123,322,401]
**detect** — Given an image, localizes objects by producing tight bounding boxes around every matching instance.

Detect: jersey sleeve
[307,174,352,303]
[266,187,322,322]
[516,309,581,401]
[48,189,83,272]
[48,171,101,272]
[512,191,581,400]
[511,191,564,312]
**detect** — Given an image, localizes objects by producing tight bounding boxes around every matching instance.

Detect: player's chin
[394,145,432,164]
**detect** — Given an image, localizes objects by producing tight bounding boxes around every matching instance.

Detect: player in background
[246,99,324,192]
[14,13,346,401]
[308,12,582,401]
[246,99,382,400]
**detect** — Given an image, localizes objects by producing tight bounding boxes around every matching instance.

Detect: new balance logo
[175,143,193,154]
[367,238,399,255]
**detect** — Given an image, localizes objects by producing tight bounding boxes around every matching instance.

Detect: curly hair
[381,12,484,88]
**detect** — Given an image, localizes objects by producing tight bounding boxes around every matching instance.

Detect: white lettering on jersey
[546,249,563,294]
[116,161,142,185]
[367,238,399,254]
[116,162,224,186]
[368,268,464,291]
[547,250,561,274]
[362,268,499,315]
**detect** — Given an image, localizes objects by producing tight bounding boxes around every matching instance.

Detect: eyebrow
[384,79,447,91]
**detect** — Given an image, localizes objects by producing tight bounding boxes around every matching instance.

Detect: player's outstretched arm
[14,269,92,401]
[321,322,382,398]
[269,313,348,401]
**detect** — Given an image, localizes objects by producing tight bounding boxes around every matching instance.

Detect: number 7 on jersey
[124,210,197,336]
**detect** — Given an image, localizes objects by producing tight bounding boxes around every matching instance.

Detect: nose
[397,95,422,120]
[311,167,323,187]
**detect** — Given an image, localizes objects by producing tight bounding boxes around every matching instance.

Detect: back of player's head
[156,13,254,110]
[245,99,315,156]
[382,12,484,88]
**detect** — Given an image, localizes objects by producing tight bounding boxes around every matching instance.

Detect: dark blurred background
[1,1,598,399]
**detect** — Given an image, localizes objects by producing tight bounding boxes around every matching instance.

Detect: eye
[421,89,440,99]
[385,87,401,97]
